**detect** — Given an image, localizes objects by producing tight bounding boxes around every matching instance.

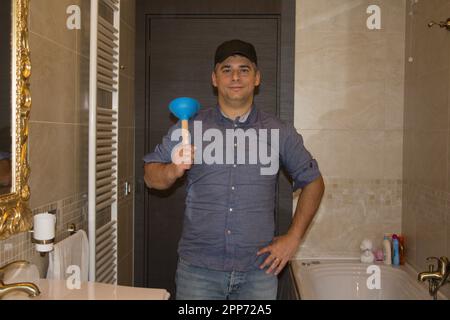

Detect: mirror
[0,0,12,196]
[0,0,32,240]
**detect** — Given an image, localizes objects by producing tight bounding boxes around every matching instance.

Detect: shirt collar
[215,104,258,125]
[220,107,252,123]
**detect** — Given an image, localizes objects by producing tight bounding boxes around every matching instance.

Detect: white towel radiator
[88,0,120,283]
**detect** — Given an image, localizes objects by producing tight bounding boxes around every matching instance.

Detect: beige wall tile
[296,0,406,34]
[119,24,135,79]
[118,253,133,286]
[302,129,385,179]
[408,0,448,33]
[415,201,447,271]
[295,81,385,130]
[127,128,135,179]
[401,201,417,265]
[409,26,450,78]
[346,131,385,179]
[408,131,447,191]
[448,131,450,194]
[74,124,89,195]
[402,130,413,182]
[129,79,135,128]
[382,0,407,35]
[385,80,405,131]
[76,0,91,58]
[385,33,406,84]
[30,0,77,51]
[404,71,449,131]
[447,68,450,191]
[448,65,450,192]
[118,127,128,181]
[383,130,403,179]
[447,204,450,272]
[75,54,90,125]
[118,200,133,284]
[295,178,402,258]
[118,201,128,260]
[295,31,405,132]
[441,283,450,301]
[117,125,135,182]
[29,122,76,208]
[296,31,388,89]
[30,33,77,124]
[119,75,131,128]
[300,130,349,178]
[121,0,136,30]
[128,27,136,80]
[403,80,414,130]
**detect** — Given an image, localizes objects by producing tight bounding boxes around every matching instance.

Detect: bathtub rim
[290,258,449,300]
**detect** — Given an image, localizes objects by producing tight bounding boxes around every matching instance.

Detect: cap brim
[216,51,255,65]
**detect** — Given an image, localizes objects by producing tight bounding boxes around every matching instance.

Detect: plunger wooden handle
[182,120,189,145]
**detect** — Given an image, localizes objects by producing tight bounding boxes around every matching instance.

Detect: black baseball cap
[214,39,258,66]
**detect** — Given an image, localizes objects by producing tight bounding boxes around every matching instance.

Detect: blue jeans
[175,258,278,300]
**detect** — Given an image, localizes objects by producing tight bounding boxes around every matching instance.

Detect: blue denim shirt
[143,105,321,272]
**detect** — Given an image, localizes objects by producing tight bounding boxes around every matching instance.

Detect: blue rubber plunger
[169,97,200,120]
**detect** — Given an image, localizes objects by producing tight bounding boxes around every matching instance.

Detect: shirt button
[233,164,237,168]
[227,230,231,235]
[234,124,238,128]
[231,186,235,191]
[234,143,237,147]
[229,208,233,212]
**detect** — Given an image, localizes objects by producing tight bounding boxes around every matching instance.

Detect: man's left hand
[256,234,301,276]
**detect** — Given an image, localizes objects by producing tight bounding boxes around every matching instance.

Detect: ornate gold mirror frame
[0,0,32,240]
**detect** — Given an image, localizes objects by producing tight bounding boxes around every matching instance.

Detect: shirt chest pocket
[240,165,278,185]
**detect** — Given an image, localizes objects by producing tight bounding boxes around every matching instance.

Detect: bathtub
[290,259,448,300]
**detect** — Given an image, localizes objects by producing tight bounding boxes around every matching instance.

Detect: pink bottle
[374,248,384,262]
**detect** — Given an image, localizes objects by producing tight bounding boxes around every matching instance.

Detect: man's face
[212,55,261,107]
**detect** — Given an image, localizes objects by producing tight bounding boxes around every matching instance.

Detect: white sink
[2,279,170,300]
[1,262,170,300]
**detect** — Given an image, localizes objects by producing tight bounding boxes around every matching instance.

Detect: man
[143,39,325,300]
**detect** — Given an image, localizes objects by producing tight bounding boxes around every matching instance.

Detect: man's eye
[222,69,231,73]
[240,69,250,73]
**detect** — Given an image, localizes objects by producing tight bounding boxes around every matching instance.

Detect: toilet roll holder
[29,210,56,256]
[29,210,56,241]
[29,223,78,238]
[29,209,78,256]
[67,223,77,235]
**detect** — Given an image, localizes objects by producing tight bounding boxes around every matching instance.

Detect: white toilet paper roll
[33,212,56,240]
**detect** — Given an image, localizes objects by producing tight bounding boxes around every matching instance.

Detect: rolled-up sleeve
[143,121,182,164]
[280,124,321,191]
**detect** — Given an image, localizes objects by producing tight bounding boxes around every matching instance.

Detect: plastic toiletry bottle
[383,234,392,265]
[392,234,400,266]
[398,235,405,265]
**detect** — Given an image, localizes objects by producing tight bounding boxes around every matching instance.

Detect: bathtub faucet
[418,256,450,300]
